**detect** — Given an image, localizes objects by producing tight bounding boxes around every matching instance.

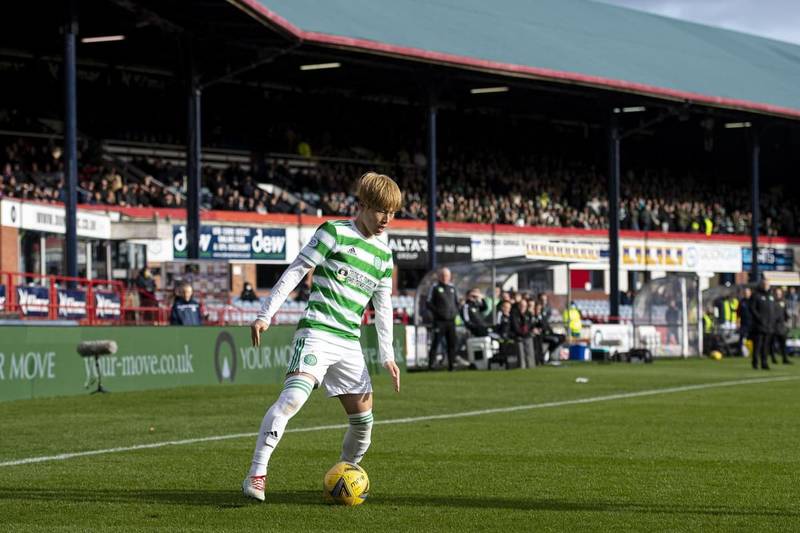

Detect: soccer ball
[709,350,723,361]
[323,461,369,506]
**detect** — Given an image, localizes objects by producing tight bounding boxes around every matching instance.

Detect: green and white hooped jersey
[297,220,393,342]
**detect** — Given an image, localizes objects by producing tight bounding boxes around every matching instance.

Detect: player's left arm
[372,262,400,392]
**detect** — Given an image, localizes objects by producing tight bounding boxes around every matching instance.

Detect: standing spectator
[738,287,752,356]
[563,301,583,341]
[426,267,459,371]
[170,281,202,326]
[749,278,774,370]
[135,267,158,322]
[240,281,259,302]
[772,288,791,365]
[510,299,534,368]
[665,299,680,346]
[538,292,553,324]
[531,301,546,366]
[787,287,799,329]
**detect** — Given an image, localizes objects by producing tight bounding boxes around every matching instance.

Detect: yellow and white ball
[323,462,370,506]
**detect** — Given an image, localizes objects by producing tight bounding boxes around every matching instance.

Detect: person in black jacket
[510,299,534,368]
[170,281,203,326]
[426,267,459,370]
[461,288,490,337]
[240,281,259,302]
[665,299,680,346]
[738,287,752,356]
[495,300,513,340]
[749,278,773,370]
[772,288,792,365]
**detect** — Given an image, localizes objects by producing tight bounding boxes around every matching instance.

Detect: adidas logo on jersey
[348,247,357,255]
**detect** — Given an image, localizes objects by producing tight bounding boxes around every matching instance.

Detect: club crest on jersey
[309,237,318,248]
[336,267,349,282]
[373,256,382,270]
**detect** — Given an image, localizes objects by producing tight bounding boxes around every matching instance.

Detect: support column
[85,241,92,280]
[186,65,202,260]
[608,114,621,322]
[426,100,437,273]
[749,127,760,282]
[64,0,78,280]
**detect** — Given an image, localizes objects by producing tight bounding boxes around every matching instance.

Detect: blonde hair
[356,172,403,212]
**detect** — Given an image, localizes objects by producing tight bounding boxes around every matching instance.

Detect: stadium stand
[3,133,797,236]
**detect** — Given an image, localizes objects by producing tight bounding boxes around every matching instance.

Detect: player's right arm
[251,222,337,346]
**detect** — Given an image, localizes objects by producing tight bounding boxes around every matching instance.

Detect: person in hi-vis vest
[563,302,583,341]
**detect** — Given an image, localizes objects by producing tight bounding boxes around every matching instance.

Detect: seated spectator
[461,288,490,337]
[495,300,513,339]
[532,301,565,364]
[170,281,202,326]
[240,281,259,302]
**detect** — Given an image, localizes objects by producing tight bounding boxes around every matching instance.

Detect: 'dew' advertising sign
[173,225,286,261]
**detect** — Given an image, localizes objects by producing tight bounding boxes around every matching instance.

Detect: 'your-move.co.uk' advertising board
[0,325,405,402]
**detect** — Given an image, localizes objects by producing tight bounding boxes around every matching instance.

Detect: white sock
[340,409,373,464]
[249,375,314,477]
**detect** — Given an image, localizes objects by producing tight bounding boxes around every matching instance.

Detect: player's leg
[338,392,374,464]
[323,352,374,464]
[244,337,327,501]
[249,372,316,474]
[242,371,316,501]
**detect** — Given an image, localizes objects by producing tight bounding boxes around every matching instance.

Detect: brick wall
[0,226,19,273]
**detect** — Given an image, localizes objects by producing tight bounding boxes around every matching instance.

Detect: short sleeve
[298,222,336,267]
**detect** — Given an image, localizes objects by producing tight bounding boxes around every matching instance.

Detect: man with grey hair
[749,277,774,370]
[426,267,459,371]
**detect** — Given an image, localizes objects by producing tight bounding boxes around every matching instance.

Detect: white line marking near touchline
[1,375,796,468]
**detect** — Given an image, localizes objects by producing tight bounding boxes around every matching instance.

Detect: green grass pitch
[1,358,798,532]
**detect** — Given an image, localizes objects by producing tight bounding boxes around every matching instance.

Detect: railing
[0,271,126,325]
[0,271,411,326]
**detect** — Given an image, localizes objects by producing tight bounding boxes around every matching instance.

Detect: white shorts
[287,329,372,397]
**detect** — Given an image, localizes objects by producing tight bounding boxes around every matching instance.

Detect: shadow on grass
[0,487,320,508]
[0,487,796,518]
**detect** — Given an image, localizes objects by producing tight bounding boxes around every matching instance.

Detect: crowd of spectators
[2,135,797,237]
[0,137,306,214]
[258,146,796,236]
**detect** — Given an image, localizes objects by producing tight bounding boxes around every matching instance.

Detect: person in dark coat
[495,300,513,340]
[461,288,490,337]
[738,287,753,356]
[772,288,792,365]
[510,299,534,368]
[426,267,459,370]
[170,281,202,326]
[665,299,680,345]
[134,267,159,322]
[240,281,259,302]
[749,278,774,370]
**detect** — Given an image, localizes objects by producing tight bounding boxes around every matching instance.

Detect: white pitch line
[1,375,796,468]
